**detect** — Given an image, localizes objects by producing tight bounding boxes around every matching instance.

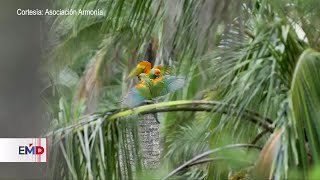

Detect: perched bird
[124,62,183,124]
[151,65,172,77]
[122,73,185,108]
[148,68,161,79]
[127,61,172,80]
[127,60,151,80]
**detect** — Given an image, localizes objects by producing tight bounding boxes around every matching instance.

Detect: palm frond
[289,49,320,176]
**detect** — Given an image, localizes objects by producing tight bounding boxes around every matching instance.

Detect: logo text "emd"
[19,143,44,155]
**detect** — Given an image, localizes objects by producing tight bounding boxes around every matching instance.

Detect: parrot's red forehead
[154,68,161,75]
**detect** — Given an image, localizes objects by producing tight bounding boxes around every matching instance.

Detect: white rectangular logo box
[0,138,47,162]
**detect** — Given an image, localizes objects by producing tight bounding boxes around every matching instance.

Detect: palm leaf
[290,48,320,176]
[74,47,107,114]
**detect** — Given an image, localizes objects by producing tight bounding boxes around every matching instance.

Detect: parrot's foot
[152,96,165,101]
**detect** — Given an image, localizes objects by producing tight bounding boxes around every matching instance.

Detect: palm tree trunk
[138,113,161,169]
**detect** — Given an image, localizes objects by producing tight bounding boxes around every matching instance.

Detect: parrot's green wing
[159,75,185,96]
[122,84,152,107]
[123,73,184,107]
[150,78,166,97]
[151,75,185,97]
[122,88,145,108]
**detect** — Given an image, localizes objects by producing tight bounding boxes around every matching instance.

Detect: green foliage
[45,0,320,179]
[290,49,320,177]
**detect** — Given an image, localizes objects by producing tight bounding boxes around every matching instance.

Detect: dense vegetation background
[44,0,320,179]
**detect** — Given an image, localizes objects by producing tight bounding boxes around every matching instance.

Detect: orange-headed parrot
[127,60,151,80]
[127,61,172,80]
[152,65,172,76]
[148,68,161,79]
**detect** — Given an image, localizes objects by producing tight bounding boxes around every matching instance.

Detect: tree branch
[250,129,270,145]
[47,100,275,137]
[184,157,253,169]
[141,106,274,132]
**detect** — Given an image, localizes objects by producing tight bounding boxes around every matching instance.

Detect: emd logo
[19,143,44,155]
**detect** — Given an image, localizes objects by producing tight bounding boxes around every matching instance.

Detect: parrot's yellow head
[126,60,152,80]
[137,60,151,74]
